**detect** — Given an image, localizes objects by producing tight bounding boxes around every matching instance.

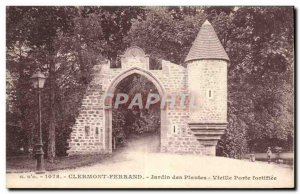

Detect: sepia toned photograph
[6,6,294,189]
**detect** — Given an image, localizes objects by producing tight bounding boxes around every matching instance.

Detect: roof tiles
[185,20,229,63]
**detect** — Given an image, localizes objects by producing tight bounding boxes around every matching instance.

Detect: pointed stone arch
[105,67,166,98]
[103,67,168,152]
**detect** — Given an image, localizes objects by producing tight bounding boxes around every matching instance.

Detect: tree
[6,6,146,158]
[7,6,78,161]
[125,7,206,64]
[212,7,294,154]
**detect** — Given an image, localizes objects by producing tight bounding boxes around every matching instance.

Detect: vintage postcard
[6,6,294,188]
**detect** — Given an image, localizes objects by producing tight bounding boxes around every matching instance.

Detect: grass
[6,154,111,173]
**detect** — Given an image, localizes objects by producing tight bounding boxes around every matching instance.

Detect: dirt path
[116,133,160,153]
[7,135,294,188]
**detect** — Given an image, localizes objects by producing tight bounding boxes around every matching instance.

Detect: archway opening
[110,73,162,153]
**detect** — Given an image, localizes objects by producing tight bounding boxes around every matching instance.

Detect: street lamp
[30,68,46,174]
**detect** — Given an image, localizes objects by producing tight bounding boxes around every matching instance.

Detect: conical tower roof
[185,20,229,63]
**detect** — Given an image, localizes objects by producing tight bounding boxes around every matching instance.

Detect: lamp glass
[31,69,46,89]
[38,77,46,88]
[32,78,39,89]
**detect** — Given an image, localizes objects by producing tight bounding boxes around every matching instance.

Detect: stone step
[194,135,223,140]
[192,130,225,135]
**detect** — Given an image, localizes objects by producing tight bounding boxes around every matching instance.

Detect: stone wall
[67,64,106,155]
[187,60,227,123]
[67,47,226,156]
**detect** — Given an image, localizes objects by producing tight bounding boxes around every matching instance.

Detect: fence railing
[244,152,293,160]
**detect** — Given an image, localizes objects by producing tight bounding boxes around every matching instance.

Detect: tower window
[85,126,90,137]
[95,127,99,136]
[207,89,214,99]
[171,124,178,134]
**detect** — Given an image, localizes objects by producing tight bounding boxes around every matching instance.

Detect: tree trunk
[47,58,56,162]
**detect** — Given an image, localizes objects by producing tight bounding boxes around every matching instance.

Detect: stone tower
[185,20,229,155]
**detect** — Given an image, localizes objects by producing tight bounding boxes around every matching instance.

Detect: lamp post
[31,68,46,174]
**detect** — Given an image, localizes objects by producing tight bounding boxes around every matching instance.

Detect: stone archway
[104,67,167,153]
[67,22,229,156]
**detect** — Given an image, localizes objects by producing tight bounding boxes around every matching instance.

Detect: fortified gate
[67,20,229,156]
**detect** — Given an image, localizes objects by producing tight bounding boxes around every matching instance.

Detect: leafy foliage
[125,6,294,156]
[6,6,294,158]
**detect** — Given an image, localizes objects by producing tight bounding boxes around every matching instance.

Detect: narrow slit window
[85,126,90,137]
[95,127,99,136]
[207,89,214,99]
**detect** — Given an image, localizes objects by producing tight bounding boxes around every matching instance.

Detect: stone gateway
[67,20,229,156]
